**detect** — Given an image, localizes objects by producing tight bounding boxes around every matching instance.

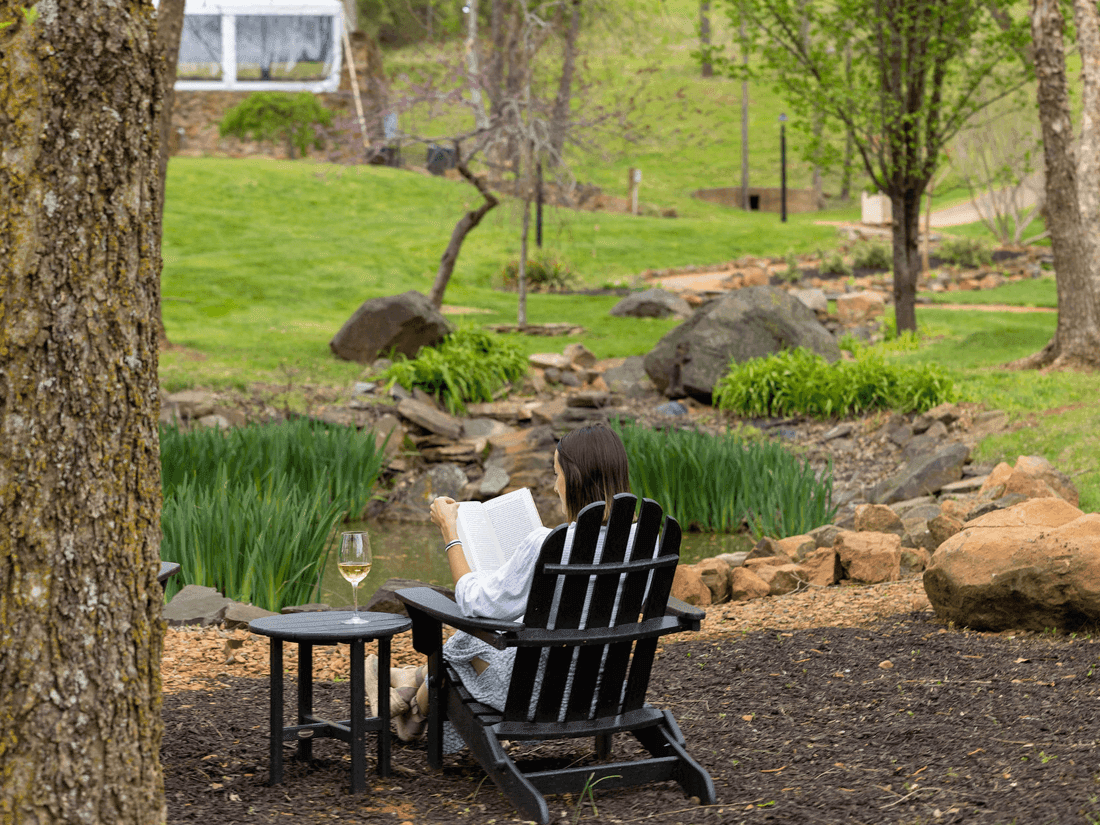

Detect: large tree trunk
[1017,0,1100,369]
[890,188,923,333]
[0,0,166,821]
[154,0,186,348]
[428,151,500,307]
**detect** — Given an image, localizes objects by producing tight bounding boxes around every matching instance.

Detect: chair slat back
[502,495,681,726]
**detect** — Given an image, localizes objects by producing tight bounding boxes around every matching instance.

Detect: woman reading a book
[366,422,632,744]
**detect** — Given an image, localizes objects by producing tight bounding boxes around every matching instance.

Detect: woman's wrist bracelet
[443,538,463,554]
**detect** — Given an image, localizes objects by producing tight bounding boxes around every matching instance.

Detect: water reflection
[317,519,755,606]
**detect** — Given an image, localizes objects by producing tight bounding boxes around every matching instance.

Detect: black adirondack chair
[396,493,716,825]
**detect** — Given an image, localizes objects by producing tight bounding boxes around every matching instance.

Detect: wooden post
[628,167,641,215]
[342,23,370,153]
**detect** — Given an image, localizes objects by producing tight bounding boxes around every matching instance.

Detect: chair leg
[595,732,613,760]
[425,648,444,770]
[632,713,716,805]
[447,691,551,825]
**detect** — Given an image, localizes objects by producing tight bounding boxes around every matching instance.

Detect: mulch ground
[162,583,1100,825]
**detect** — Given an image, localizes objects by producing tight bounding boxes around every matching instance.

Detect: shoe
[394,702,427,742]
[364,654,410,719]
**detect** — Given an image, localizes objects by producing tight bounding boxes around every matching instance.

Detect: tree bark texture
[0,0,167,821]
[1021,0,1100,368]
[699,1,713,77]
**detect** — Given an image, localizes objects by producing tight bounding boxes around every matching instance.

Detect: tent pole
[342,21,370,153]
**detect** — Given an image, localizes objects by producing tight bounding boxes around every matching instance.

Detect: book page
[455,503,505,573]
[482,488,543,563]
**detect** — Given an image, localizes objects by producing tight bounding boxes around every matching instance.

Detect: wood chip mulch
[161,581,1100,825]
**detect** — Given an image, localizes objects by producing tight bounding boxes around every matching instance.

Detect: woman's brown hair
[555,423,631,523]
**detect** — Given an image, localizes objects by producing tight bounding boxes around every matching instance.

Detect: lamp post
[779,113,788,223]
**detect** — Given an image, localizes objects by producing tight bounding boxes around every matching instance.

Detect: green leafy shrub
[937,237,992,268]
[850,241,892,270]
[499,253,578,291]
[159,419,387,610]
[713,347,956,418]
[614,420,836,538]
[380,328,528,414]
[219,92,333,158]
[818,249,853,278]
[783,251,802,283]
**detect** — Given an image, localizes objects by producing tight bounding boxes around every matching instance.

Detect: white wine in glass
[338,531,372,625]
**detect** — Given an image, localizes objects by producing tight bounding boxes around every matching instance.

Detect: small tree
[219,92,333,158]
[714,0,1031,333]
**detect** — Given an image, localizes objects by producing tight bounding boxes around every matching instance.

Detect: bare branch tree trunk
[549,0,581,161]
[890,188,922,333]
[428,149,500,308]
[700,1,714,77]
[465,0,491,129]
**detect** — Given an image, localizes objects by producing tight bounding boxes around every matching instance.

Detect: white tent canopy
[172,0,343,92]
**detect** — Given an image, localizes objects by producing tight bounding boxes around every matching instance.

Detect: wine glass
[338,531,372,625]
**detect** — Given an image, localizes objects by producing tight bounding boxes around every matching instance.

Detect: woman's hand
[430,496,461,543]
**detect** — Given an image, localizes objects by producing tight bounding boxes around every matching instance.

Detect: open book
[455,487,544,573]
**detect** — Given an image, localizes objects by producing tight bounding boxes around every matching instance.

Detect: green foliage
[783,251,802,283]
[937,237,993,268]
[159,419,387,610]
[713,348,956,419]
[615,420,837,538]
[219,92,333,158]
[499,253,579,292]
[379,328,528,414]
[850,241,892,271]
[161,468,345,611]
[818,249,852,278]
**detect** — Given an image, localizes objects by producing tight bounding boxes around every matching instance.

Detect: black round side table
[249,611,412,793]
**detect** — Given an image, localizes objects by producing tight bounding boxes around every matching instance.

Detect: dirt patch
[161,583,1100,825]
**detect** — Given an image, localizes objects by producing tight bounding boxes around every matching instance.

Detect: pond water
[316,520,754,607]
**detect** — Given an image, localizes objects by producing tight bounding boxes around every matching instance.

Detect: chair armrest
[665,595,705,631]
[396,587,525,652]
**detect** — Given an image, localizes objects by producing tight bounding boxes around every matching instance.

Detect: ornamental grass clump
[159,419,387,611]
[613,420,836,538]
[380,328,528,414]
[713,348,956,419]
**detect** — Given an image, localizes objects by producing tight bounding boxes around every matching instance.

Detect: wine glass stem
[352,583,359,615]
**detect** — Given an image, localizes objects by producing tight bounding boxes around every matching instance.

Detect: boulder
[728,567,771,601]
[163,585,232,627]
[868,443,971,504]
[602,356,654,396]
[790,288,828,314]
[835,290,886,325]
[643,286,841,404]
[752,563,807,596]
[900,547,931,576]
[365,577,455,616]
[609,288,692,319]
[834,530,902,583]
[330,290,451,364]
[672,564,712,606]
[799,548,843,586]
[396,397,463,440]
[776,534,816,561]
[927,513,964,548]
[854,504,906,538]
[923,502,1100,631]
[694,558,732,603]
[745,536,793,563]
[978,455,1080,507]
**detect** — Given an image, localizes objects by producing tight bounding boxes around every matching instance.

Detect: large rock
[694,558,732,603]
[609,288,692,319]
[643,286,841,403]
[672,564,712,606]
[978,455,1080,507]
[834,530,902,583]
[330,291,452,364]
[728,566,772,601]
[923,499,1100,631]
[868,443,971,504]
